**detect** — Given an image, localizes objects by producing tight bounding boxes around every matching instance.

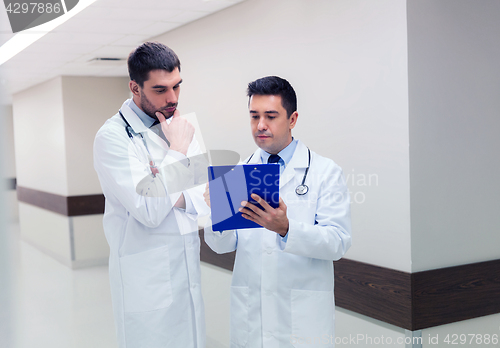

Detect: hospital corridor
[1,0,500,347]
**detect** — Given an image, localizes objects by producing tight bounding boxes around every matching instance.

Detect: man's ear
[129,80,140,96]
[289,111,299,130]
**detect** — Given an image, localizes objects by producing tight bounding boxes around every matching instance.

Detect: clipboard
[208,164,280,231]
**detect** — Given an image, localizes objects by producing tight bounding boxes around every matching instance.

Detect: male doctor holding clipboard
[204,76,352,347]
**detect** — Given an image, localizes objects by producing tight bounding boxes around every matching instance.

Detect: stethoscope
[120,109,140,140]
[246,148,311,195]
[120,109,158,176]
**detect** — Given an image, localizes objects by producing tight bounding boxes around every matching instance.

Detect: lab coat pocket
[119,246,173,313]
[230,286,249,347]
[291,289,334,347]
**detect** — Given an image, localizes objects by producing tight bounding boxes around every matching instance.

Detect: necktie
[268,154,281,164]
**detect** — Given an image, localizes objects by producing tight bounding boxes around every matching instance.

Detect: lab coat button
[264,332,271,338]
[265,249,273,254]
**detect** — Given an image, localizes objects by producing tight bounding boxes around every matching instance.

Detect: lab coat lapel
[280,140,309,189]
[120,100,148,134]
[245,148,263,164]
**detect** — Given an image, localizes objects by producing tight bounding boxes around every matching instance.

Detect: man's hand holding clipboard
[206,164,280,232]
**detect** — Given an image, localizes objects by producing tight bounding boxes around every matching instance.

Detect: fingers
[204,183,211,207]
[251,193,271,210]
[156,112,167,124]
[239,201,259,216]
[239,202,258,221]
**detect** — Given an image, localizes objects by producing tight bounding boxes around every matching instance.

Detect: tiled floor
[1,223,118,348]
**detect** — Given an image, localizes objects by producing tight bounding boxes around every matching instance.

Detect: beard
[139,90,177,121]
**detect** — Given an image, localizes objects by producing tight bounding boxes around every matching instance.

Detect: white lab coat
[204,140,352,348]
[94,100,209,348]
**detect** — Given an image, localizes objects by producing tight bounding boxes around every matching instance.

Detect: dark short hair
[247,76,297,118]
[128,42,181,87]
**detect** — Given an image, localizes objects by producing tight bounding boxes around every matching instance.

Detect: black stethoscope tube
[119,110,137,140]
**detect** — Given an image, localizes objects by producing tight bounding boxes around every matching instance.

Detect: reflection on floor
[5,222,118,348]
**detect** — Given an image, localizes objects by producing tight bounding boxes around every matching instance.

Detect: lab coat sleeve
[183,185,210,221]
[182,135,210,220]
[94,127,185,228]
[280,161,352,261]
[203,218,238,254]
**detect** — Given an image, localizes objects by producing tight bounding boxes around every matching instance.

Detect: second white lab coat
[94,100,209,348]
[204,140,352,348]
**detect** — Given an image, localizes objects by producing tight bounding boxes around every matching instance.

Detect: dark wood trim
[17,186,105,216]
[198,233,500,330]
[67,194,105,216]
[333,258,412,329]
[17,186,68,215]
[412,259,500,330]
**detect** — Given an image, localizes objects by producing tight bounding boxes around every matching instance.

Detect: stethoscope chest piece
[295,184,309,195]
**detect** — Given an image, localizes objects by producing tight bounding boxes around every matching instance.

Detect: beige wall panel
[336,308,406,347]
[1,105,16,178]
[62,76,130,196]
[18,202,71,266]
[200,262,232,348]
[13,78,68,196]
[71,214,109,263]
[408,0,500,271]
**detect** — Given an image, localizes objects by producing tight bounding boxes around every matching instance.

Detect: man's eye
[173,85,180,89]
[156,89,165,93]
[268,116,275,120]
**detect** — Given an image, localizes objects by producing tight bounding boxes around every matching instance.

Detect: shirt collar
[260,138,298,166]
[127,99,157,128]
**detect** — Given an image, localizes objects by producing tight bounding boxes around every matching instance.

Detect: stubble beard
[139,91,176,121]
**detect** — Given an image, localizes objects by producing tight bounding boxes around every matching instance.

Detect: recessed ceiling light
[87,57,127,66]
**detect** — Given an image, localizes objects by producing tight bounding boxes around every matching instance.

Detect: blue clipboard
[208,164,280,231]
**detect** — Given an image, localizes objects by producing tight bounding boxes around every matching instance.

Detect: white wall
[408,0,500,272]
[153,0,411,345]
[154,0,411,272]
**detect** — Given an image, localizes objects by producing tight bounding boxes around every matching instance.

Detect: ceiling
[0,0,245,105]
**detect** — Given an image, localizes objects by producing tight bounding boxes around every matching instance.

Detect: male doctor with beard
[94,42,209,348]
[204,76,351,347]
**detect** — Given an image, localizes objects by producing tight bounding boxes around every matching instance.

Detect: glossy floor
[2,222,118,348]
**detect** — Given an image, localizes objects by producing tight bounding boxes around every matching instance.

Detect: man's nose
[165,89,178,104]
[258,117,267,131]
